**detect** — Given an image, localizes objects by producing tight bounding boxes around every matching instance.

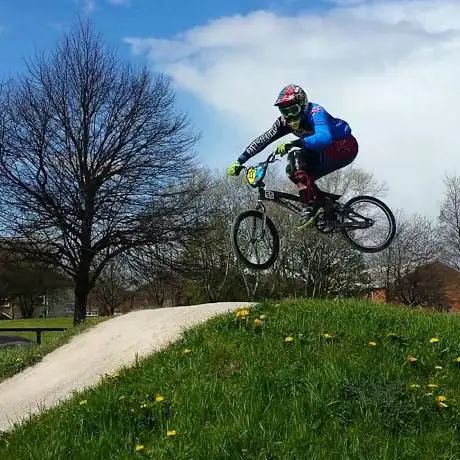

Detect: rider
[227,84,359,228]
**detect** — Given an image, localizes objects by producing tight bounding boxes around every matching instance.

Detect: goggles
[279,104,302,119]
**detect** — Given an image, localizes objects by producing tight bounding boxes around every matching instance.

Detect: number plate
[246,167,256,184]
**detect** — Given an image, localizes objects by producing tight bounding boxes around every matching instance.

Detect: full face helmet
[274,84,308,129]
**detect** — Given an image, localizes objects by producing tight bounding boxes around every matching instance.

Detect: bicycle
[230,150,397,270]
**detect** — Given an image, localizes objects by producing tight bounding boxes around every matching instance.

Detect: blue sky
[0,0,309,78]
[0,0,314,163]
[1,0,459,219]
[0,0,330,171]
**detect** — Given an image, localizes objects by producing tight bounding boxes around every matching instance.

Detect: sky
[1,0,459,220]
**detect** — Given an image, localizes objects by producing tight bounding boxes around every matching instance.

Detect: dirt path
[0,302,253,432]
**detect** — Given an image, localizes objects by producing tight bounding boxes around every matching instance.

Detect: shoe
[297,202,323,229]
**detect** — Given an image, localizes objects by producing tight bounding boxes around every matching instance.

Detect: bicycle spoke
[341,197,395,251]
[237,215,274,266]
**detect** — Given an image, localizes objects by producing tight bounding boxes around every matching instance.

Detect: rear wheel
[341,195,396,253]
[231,209,280,270]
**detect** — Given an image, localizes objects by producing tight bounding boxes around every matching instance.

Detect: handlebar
[240,150,279,173]
[238,150,282,190]
[238,147,304,189]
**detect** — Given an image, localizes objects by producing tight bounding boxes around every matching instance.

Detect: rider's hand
[275,141,293,157]
[227,160,243,176]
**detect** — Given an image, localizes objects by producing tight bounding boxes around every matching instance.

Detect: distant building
[361,261,460,312]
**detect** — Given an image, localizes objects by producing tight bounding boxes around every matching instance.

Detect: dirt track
[0,302,253,432]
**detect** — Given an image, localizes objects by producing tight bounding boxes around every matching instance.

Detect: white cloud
[124,0,460,219]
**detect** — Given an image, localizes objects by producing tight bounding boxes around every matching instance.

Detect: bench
[0,327,68,345]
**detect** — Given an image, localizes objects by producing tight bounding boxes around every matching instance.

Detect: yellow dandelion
[155,395,165,402]
[79,399,88,405]
[407,356,417,363]
[236,308,250,318]
[182,348,192,355]
[429,337,439,344]
[322,333,333,339]
[368,341,377,347]
[166,430,177,437]
[284,336,294,343]
[427,383,438,389]
[455,357,460,363]
[253,318,263,327]
[135,444,145,452]
[408,383,420,389]
[436,395,448,408]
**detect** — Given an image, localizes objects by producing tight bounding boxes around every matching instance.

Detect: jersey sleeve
[237,117,290,164]
[301,106,333,149]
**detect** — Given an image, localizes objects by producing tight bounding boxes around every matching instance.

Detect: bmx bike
[230,150,396,270]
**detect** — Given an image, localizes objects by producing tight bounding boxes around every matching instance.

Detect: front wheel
[230,209,280,270]
[341,195,396,253]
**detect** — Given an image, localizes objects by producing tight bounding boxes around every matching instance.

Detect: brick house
[362,261,460,312]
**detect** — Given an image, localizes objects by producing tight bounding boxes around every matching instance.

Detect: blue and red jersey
[238,102,352,164]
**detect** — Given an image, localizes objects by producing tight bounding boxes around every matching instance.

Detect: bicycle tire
[230,209,280,270]
[341,195,396,253]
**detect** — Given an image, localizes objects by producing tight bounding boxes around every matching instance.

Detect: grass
[0,316,107,383]
[1,298,460,459]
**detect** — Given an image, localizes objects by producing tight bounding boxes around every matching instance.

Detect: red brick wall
[364,262,460,312]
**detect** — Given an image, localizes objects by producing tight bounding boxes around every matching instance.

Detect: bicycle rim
[231,210,279,270]
[341,196,396,253]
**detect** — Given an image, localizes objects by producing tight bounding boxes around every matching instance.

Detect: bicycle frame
[242,150,374,231]
[255,186,303,214]
[242,151,303,213]
[232,151,396,261]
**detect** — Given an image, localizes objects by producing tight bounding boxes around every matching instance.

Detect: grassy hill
[1,298,460,459]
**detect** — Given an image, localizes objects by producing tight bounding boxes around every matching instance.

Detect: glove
[227,160,243,176]
[275,142,293,157]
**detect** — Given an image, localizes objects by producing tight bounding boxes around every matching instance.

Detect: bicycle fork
[253,200,268,242]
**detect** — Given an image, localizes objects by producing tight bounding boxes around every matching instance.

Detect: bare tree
[0,20,206,324]
[89,257,132,315]
[439,174,460,269]
[317,165,388,201]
